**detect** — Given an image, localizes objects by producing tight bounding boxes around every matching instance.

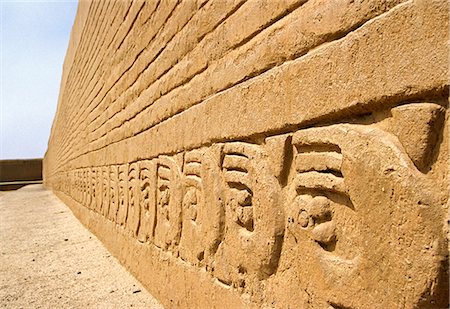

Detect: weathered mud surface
[44,0,449,308]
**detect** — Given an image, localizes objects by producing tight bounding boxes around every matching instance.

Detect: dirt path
[0,185,163,309]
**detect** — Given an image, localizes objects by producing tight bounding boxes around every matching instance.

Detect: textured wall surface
[0,159,42,182]
[44,1,449,308]
[0,159,43,190]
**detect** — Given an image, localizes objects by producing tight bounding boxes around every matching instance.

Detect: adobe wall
[44,1,449,308]
[0,159,43,190]
[0,159,42,182]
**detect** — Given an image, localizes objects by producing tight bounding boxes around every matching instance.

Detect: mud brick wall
[44,1,449,308]
[0,159,43,190]
[0,159,42,182]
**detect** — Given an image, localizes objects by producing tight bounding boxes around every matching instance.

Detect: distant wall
[44,1,449,308]
[0,159,42,190]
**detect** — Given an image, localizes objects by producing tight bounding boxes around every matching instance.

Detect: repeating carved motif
[154,156,183,251]
[76,170,80,203]
[117,164,128,227]
[77,169,82,204]
[214,142,284,286]
[90,168,97,211]
[285,127,360,306]
[127,163,140,237]
[179,148,224,266]
[56,101,447,307]
[137,160,157,243]
[108,165,119,222]
[101,166,110,218]
[83,169,89,207]
[80,170,84,204]
[285,121,444,308]
[95,167,102,213]
[81,170,84,204]
[286,134,357,256]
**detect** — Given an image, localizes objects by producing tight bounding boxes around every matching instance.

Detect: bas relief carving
[137,160,156,243]
[94,167,102,213]
[279,102,447,308]
[154,156,183,251]
[127,163,140,237]
[117,164,128,227]
[108,165,119,223]
[214,142,284,287]
[55,101,447,308]
[179,148,224,267]
[101,166,110,218]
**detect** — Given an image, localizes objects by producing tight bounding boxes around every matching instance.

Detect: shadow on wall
[0,159,43,191]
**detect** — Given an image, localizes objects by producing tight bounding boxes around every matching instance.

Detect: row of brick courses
[44,1,449,308]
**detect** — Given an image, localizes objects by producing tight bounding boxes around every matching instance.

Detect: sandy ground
[0,185,164,309]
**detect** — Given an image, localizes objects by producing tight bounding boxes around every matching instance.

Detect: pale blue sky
[1,0,78,159]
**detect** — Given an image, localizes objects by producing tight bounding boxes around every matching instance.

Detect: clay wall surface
[0,159,43,190]
[0,159,42,182]
[44,1,449,308]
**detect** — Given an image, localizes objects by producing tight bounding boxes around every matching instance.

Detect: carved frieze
[58,101,447,308]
